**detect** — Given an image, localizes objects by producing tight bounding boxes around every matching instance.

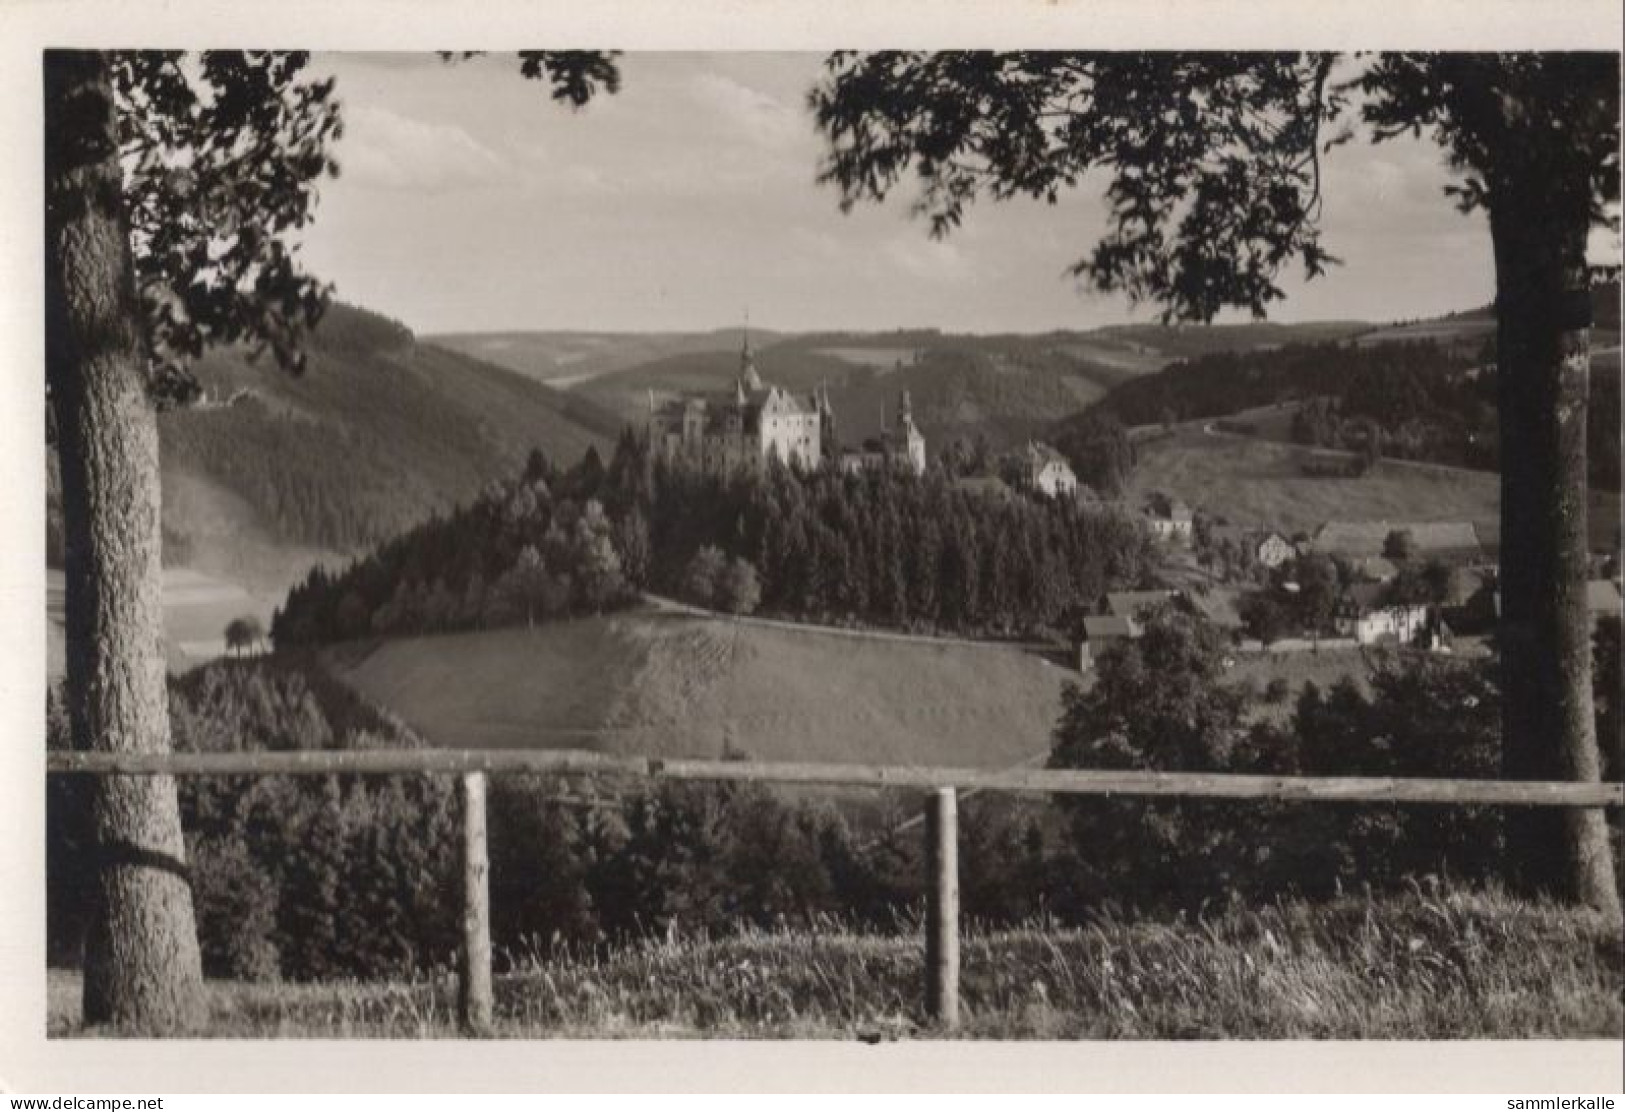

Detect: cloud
[336,104,515,192]
[882,235,976,285]
[687,71,806,151]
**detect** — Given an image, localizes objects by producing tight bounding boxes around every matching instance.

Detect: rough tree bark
[44,50,206,1031]
[1490,134,1622,922]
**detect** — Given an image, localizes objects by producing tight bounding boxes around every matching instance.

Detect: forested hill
[572,320,1375,457]
[47,302,626,590]
[1052,283,1622,491]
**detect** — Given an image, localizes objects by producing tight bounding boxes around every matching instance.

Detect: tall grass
[50,885,1622,1039]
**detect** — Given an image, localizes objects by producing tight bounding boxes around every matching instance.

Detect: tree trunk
[44,50,206,1031]
[1490,170,1621,922]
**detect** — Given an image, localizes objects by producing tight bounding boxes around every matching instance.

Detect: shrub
[717,557,761,615]
[682,546,729,609]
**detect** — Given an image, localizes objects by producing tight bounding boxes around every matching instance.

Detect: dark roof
[1106,589,1177,618]
[1082,615,1136,640]
[1187,588,1243,630]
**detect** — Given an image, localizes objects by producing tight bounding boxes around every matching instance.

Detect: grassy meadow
[325,606,1074,767]
[1125,425,1621,549]
[48,886,1624,1039]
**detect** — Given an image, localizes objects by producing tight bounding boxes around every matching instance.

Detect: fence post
[458,770,493,1035]
[924,786,960,1031]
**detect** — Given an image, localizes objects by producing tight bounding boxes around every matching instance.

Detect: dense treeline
[272,446,638,646]
[1064,331,1621,489]
[638,445,1156,637]
[43,658,920,980]
[1045,607,1624,914]
[50,615,1620,983]
[275,432,1159,645]
[1083,338,1479,433]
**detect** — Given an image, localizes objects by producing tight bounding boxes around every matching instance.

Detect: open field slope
[1125,426,1621,550]
[48,888,1624,1039]
[325,607,1072,767]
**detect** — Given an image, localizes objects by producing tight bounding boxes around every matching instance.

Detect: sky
[297,51,1511,337]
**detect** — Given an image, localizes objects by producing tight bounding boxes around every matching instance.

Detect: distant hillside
[570,320,1379,456]
[1067,340,1479,434]
[327,606,1072,767]
[426,328,787,389]
[1353,281,1621,352]
[1058,286,1622,491]
[144,303,624,591]
[1089,320,1370,361]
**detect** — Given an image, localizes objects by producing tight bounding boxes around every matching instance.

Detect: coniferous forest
[273,432,1158,647]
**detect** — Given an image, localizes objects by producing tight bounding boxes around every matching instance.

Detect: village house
[1078,613,1138,671]
[1105,589,1179,621]
[1015,441,1079,498]
[1347,555,1400,583]
[1255,531,1294,569]
[1185,586,1245,635]
[1334,583,1429,645]
[1144,498,1194,543]
[1212,525,1294,570]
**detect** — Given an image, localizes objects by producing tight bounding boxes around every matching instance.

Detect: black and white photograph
[2,0,1622,1096]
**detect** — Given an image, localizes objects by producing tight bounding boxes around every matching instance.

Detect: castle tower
[816,380,837,457]
[895,389,926,475]
[739,318,763,393]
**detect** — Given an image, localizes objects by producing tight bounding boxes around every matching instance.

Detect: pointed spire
[739,309,762,392]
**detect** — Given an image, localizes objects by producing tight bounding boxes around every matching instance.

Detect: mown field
[326,607,1074,767]
[1125,426,1621,549]
[48,887,1624,1039]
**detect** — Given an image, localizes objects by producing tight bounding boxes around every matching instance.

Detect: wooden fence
[46,747,1625,1036]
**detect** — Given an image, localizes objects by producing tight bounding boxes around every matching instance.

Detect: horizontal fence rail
[46,746,1625,1035]
[46,747,1625,808]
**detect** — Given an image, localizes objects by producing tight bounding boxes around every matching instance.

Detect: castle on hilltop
[648,327,926,475]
